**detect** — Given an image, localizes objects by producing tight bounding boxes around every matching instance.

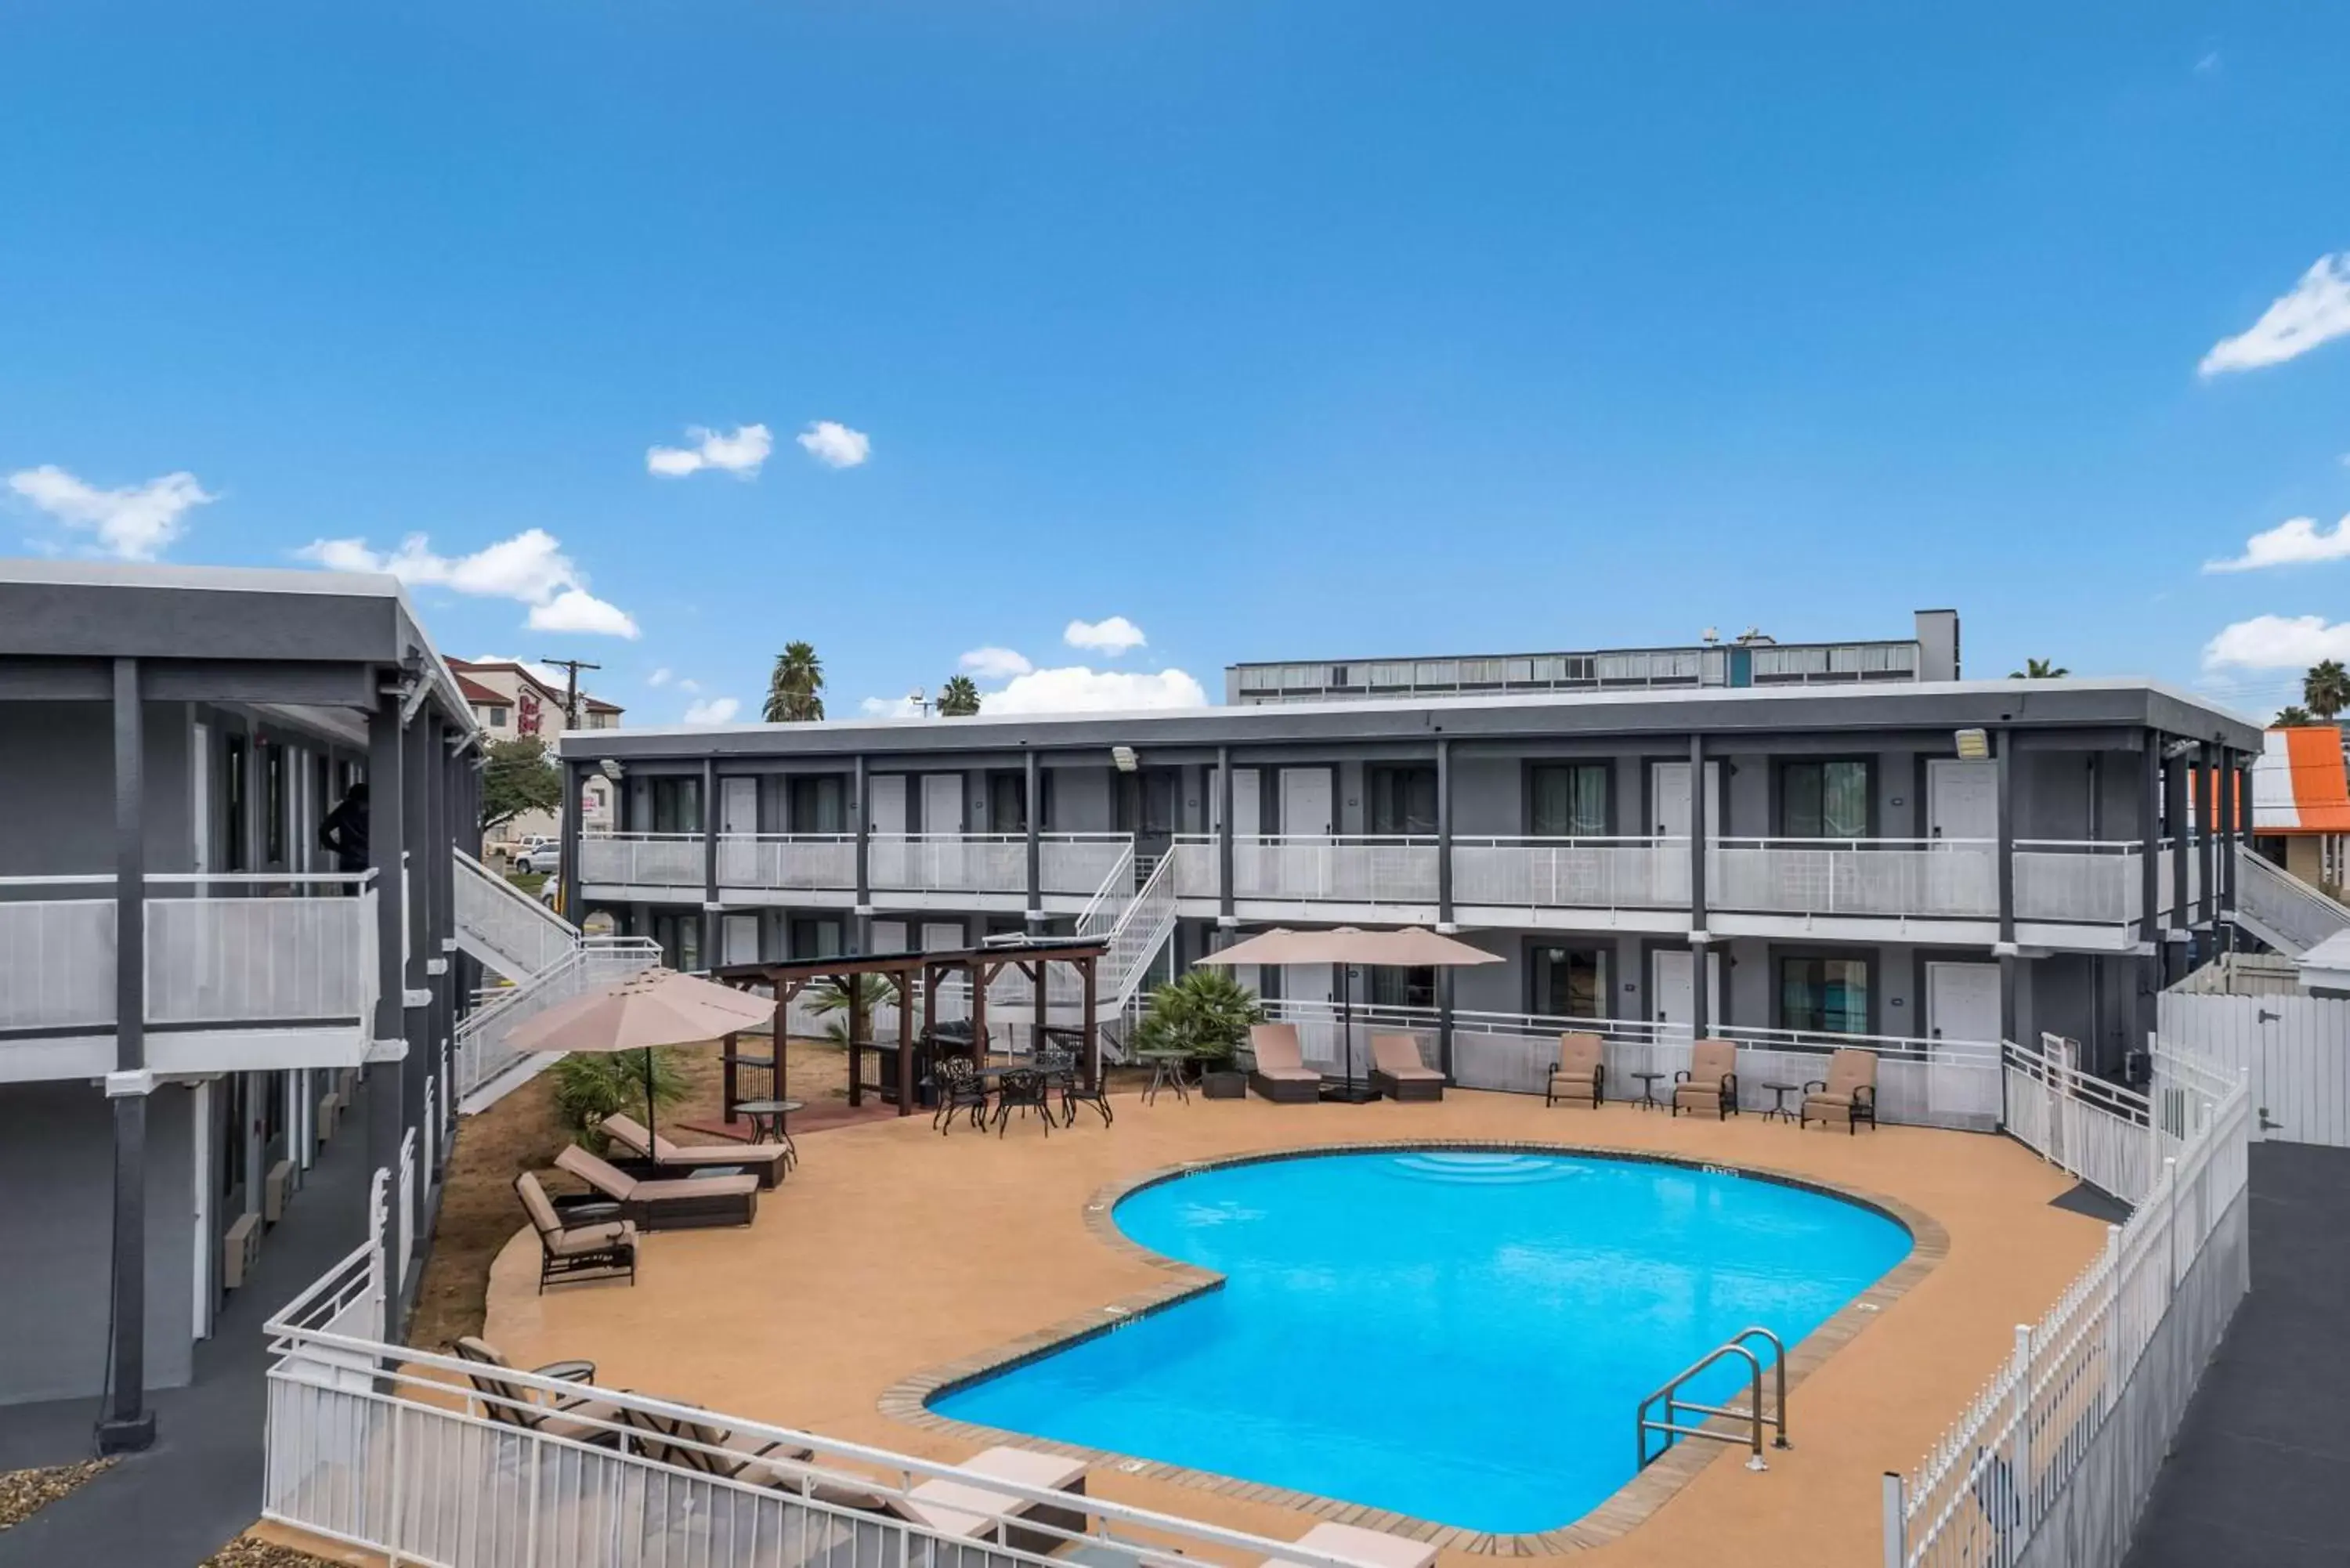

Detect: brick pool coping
[880,1139,1950,1556]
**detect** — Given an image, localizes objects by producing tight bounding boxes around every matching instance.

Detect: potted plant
[1133,969,1263,1100]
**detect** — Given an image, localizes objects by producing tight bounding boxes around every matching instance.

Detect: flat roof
[562,676,2264,761]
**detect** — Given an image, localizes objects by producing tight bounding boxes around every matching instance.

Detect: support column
[2165,746,2189,983]
[365,685,407,1301]
[852,754,872,955]
[2196,742,2219,948]
[1025,750,1043,936]
[401,712,432,1260]
[1436,737,1455,1080]
[1996,728,2019,1046]
[701,758,720,970]
[430,728,454,1160]
[1215,746,1235,933]
[2225,753,2247,919]
[99,656,155,1454]
[558,761,583,922]
[2137,740,2163,1060]
[1688,733,1710,1040]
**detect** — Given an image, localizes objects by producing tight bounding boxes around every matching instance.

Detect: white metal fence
[1709,839,1999,919]
[2154,986,2350,1147]
[578,833,703,891]
[0,884,114,1031]
[1452,836,1690,912]
[454,850,580,980]
[1893,1043,2251,1568]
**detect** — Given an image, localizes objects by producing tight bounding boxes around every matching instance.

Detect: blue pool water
[930,1149,1911,1534]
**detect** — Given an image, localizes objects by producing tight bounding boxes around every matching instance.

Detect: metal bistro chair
[1039,1045,1113,1128]
[931,1054,991,1135]
[991,1067,1054,1137]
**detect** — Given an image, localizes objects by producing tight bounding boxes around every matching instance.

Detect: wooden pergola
[710,935,1109,1118]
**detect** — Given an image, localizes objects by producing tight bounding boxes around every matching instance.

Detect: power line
[537,657,601,730]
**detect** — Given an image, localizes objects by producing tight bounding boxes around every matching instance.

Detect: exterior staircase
[2231,844,2350,959]
[451,849,662,1112]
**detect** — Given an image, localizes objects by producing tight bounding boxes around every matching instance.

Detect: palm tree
[937,675,981,717]
[2276,705,2316,727]
[763,641,825,722]
[2009,658,2070,679]
[2304,660,2350,721]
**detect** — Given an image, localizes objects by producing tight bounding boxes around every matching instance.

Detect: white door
[1279,768,1333,837]
[1926,962,2003,1044]
[871,919,909,954]
[1928,761,1998,842]
[1652,948,1723,1032]
[868,775,908,834]
[1229,768,1261,837]
[920,920,965,952]
[721,777,758,836]
[722,913,761,965]
[1649,761,1724,838]
[920,774,964,833]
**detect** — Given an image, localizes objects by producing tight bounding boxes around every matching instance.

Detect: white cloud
[1063,616,1147,656]
[2194,50,2222,74]
[678,677,700,692]
[796,420,870,469]
[300,526,638,638]
[2200,254,2350,376]
[646,423,773,478]
[2204,513,2350,573]
[2203,613,2350,670]
[985,665,1208,714]
[647,667,673,687]
[7,464,216,560]
[682,696,741,725]
[959,646,1034,680]
[860,694,925,718]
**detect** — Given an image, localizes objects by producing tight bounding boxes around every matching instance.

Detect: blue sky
[5,2,2350,724]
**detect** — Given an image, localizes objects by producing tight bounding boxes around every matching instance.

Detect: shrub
[1132,968,1264,1064]
[548,1048,689,1152]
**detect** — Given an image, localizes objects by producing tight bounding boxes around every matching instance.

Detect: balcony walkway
[2121,1141,2350,1568]
[0,1075,381,1568]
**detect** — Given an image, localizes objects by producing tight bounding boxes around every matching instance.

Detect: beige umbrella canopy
[507,967,774,1143]
[1197,927,1499,1099]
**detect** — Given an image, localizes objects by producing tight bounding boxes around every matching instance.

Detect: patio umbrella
[505,966,775,1145]
[1198,927,1499,1100]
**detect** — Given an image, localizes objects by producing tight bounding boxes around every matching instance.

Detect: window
[263,740,286,865]
[789,916,844,959]
[1368,766,1437,835]
[1531,944,1608,1019]
[1781,760,1871,839]
[1366,965,1437,1010]
[1529,764,1609,836]
[639,776,703,835]
[486,705,508,728]
[1117,771,1177,835]
[987,772,1027,833]
[651,912,702,971]
[787,775,847,833]
[1779,956,1870,1035]
[224,733,248,872]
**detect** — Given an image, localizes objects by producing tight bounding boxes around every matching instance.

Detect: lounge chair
[1368,1034,1444,1102]
[514,1171,638,1292]
[1672,1038,1741,1119]
[1545,1031,1606,1108]
[1246,1024,1322,1104]
[895,1444,1090,1554]
[1260,1521,1438,1568]
[452,1334,624,1445]
[554,1144,761,1231]
[615,1404,814,1483]
[599,1112,790,1189]
[1802,1047,1880,1133]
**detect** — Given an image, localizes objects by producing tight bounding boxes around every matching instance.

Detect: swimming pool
[928,1148,1911,1534]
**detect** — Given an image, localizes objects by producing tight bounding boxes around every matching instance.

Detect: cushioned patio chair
[614,1404,815,1482]
[514,1171,638,1293]
[1545,1031,1606,1109]
[888,1444,1090,1554]
[1672,1038,1741,1119]
[554,1144,761,1230]
[1802,1048,1880,1134]
[453,1334,624,1445]
[599,1112,789,1189]
[1258,1521,1437,1568]
[1368,1034,1444,1102]
[1246,1024,1322,1104]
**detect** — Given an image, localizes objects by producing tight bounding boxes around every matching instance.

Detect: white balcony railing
[452,848,578,980]
[716,833,857,891]
[2015,839,2145,925]
[1452,836,1689,910]
[1170,835,1441,905]
[0,873,378,1035]
[577,832,703,890]
[1708,837,2000,919]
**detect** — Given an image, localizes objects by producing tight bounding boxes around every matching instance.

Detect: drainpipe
[98,656,155,1454]
[702,757,719,970]
[1688,733,1709,1041]
[852,753,871,956]
[1996,727,2018,1048]
[1436,736,1455,1080]
[1025,749,1044,937]
[365,682,407,1322]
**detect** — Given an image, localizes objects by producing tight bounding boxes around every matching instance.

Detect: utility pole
[538,657,601,730]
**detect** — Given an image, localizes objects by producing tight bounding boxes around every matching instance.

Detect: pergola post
[896,973,915,1115]
[1081,952,1099,1089]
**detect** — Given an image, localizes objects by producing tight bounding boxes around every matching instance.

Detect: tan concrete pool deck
[480,1089,2106,1566]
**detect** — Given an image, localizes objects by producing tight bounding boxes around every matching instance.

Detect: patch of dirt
[0,1458,112,1530]
[201,1534,351,1567]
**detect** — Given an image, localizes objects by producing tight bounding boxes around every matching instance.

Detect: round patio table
[732,1098,803,1166]
[1133,1050,1191,1106]
[1632,1071,1667,1111]
[1762,1082,1802,1123]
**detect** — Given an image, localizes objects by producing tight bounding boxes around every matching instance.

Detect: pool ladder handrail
[1635,1325,1790,1473]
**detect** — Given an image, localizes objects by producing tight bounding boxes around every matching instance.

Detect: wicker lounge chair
[1672,1038,1741,1119]
[1802,1047,1880,1133]
[1259,1521,1438,1568]
[514,1172,638,1292]
[452,1335,624,1443]
[1246,1024,1322,1104]
[555,1144,760,1230]
[599,1113,790,1189]
[1368,1034,1444,1102]
[1545,1031,1606,1108]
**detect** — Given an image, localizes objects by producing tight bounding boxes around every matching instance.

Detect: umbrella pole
[642,1048,658,1147]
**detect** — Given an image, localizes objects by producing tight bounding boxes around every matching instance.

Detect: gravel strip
[0,1458,115,1530]
[201,1534,343,1567]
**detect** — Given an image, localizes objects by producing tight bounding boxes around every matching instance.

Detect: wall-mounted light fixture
[1954,728,1991,761]
[598,757,625,781]
[1111,745,1139,773]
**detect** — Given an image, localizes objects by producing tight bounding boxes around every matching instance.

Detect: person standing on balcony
[320,781,371,890]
